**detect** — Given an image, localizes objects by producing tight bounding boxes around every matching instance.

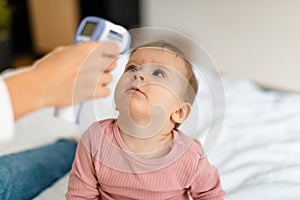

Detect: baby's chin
[116,104,169,139]
[117,107,153,128]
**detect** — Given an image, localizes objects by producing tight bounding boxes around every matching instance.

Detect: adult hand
[5,41,118,120]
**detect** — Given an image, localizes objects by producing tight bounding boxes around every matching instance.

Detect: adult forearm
[4,69,46,121]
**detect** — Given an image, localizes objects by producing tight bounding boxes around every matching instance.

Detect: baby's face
[114,47,190,135]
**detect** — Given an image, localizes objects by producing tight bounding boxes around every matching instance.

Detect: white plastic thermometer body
[54,16,130,124]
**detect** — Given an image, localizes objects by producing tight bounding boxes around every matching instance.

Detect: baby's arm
[66,138,100,199]
[188,156,225,199]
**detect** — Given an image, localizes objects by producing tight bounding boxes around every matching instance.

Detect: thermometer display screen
[81,22,97,36]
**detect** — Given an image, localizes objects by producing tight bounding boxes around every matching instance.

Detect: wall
[28,0,80,54]
[141,0,300,92]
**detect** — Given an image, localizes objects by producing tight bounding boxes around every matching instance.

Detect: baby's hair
[132,41,198,105]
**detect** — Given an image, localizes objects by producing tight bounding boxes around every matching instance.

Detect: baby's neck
[118,127,174,159]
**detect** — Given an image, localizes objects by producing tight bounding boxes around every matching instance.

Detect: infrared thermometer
[75,16,130,53]
[54,16,131,124]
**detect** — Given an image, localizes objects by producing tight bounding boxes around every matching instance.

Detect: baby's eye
[152,70,166,78]
[126,65,139,72]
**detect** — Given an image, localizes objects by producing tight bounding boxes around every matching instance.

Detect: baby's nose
[133,74,145,81]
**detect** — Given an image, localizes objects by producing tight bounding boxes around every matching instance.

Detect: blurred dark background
[0,0,140,72]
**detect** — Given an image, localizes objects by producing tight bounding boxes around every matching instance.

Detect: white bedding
[1,75,300,200]
[209,78,300,199]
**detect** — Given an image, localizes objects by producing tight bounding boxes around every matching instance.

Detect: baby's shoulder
[85,118,116,134]
[80,118,116,143]
[182,139,205,162]
[79,118,117,155]
[173,132,209,176]
[190,139,205,157]
[174,130,205,159]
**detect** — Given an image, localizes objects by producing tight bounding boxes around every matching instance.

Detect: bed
[1,63,300,199]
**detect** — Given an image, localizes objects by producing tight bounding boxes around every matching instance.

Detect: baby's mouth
[126,86,145,96]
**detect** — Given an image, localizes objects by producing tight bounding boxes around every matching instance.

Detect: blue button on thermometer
[54,16,131,124]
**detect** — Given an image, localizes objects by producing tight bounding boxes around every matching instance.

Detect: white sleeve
[0,76,15,142]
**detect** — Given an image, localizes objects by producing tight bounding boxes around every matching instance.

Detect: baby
[66,41,225,199]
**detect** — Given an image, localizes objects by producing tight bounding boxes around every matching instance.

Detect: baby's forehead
[128,47,189,76]
[131,46,183,59]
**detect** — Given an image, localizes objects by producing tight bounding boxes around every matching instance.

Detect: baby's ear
[171,103,192,124]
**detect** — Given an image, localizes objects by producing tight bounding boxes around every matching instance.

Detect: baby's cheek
[158,93,181,110]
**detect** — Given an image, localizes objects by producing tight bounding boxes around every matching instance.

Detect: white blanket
[209,78,300,200]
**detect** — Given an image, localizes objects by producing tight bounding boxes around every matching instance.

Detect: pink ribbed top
[66,119,225,199]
